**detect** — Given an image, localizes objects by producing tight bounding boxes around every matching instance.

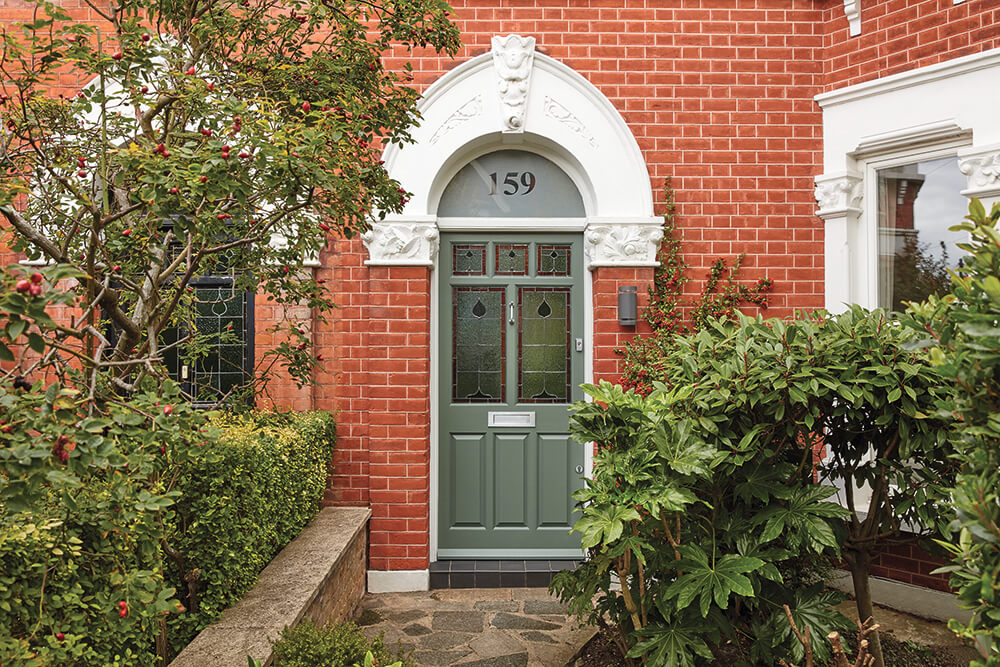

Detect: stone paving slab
[358,588,595,667]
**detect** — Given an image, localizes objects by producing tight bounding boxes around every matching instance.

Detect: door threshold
[429,559,581,589]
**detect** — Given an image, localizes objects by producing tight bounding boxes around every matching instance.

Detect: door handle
[508,301,515,325]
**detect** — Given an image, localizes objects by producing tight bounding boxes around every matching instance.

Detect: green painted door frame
[438,232,586,559]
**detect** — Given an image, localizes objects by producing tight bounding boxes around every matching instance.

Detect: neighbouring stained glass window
[537,244,571,276]
[453,287,505,403]
[453,244,486,275]
[518,288,569,403]
[496,244,528,275]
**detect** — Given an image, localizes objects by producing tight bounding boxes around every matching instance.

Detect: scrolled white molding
[430,95,483,145]
[584,222,663,269]
[361,219,439,266]
[843,0,861,37]
[543,96,598,148]
[491,34,535,133]
[814,172,864,219]
[958,143,1000,199]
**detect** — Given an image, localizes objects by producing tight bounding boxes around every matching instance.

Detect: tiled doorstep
[429,560,580,589]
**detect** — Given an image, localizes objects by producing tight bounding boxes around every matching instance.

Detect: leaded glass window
[518,287,570,403]
[453,287,505,403]
[453,244,486,275]
[537,244,571,276]
[495,244,528,275]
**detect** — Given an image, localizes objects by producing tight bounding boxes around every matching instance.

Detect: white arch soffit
[368,36,663,268]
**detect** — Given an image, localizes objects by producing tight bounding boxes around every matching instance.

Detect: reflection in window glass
[437,150,586,217]
[877,156,967,311]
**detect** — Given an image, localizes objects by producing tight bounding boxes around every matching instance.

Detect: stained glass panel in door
[518,287,570,403]
[453,287,505,403]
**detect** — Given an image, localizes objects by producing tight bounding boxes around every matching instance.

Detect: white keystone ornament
[491,35,535,133]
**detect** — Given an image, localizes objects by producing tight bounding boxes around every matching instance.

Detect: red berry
[119,608,128,617]
[302,101,311,112]
[238,151,250,159]
[78,157,86,166]
[56,633,65,641]
[163,405,173,415]
[15,279,30,293]
[29,284,42,297]
[140,85,149,93]
[30,272,43,284]
[77,170,87,177]
[77,91,86,99]
[191,17,199,24]
[142,33,150,42]
[118,601,128,609]
[155,143,165,153]
[112,264,121,272]
[207,82,214,91]
[318,222,330,231]
[200,175,207,183]
[186,65,196,75]
[122,228,132,236]
[169,187,179,194]
[282,266,289,274]
[58,449,68,462]
[221,145,230,152]
[160,445,166,455]
[112,51,123,61]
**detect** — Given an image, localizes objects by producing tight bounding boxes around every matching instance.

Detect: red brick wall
[822,0,1000,91]
[592,267,655,384]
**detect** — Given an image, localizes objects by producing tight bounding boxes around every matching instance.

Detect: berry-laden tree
[0,0,459,403]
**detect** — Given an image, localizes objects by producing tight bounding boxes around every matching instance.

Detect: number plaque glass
[437,150,586,218]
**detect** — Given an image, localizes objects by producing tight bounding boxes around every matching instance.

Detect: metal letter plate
[488,411,536,428]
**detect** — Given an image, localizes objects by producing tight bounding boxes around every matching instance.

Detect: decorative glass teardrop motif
[537,298,551,318]
[472,299,487,318]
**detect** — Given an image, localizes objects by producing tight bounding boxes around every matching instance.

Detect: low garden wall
[170,506,371,667]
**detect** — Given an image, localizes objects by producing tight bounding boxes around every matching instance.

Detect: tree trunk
[846,547,885,667]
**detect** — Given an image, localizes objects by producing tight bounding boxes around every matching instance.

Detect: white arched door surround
[362,36,662,576]
[362,34,663,268]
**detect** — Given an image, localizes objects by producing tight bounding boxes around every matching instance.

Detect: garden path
[357,588,595,667]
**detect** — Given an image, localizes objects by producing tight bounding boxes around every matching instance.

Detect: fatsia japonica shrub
[553,308,955,666]
[551,380,853,667]
[905,199,1000,666]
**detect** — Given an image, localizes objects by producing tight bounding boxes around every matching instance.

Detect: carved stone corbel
[584,223,663,269]
[814,172,863,219]
[361,221,439,266]
[491,35,535,133]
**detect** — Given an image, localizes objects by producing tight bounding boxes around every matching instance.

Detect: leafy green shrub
[0,363,336,666]
[553,307,954,666]
[165,410,337,653]
[271,621,409,667]
[906,199,1000,665]
[552,379,852,667]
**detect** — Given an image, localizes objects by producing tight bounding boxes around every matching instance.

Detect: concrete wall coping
[170,506,372,667]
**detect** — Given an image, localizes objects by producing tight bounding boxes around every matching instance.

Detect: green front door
[438,233,585,558]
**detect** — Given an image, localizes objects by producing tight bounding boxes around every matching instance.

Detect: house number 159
[489,171,536,196]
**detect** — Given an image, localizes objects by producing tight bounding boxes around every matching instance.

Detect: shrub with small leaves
[270,621,410,667]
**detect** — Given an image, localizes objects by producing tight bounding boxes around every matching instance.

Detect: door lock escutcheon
[575,338,583,352]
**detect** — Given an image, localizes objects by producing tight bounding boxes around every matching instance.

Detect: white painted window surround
[814,46,1000,313]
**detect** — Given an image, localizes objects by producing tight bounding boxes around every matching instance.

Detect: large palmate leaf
[627,622,715,667]
[765,584,852,664]
[754,484,850,553]
[664,544,764,617]
[573,504,641,550]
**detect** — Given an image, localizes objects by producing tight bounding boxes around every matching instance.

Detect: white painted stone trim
[816,46,1000,109]
[959,142,1000,203]
[843,0,861,37]
[584,222,664,269]
[816,48,1000,312]
[827,571,972,624]
[367,569,430,593]
[492,35,535,133]
[361,219,439,266]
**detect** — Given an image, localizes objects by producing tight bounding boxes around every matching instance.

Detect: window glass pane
[877,156,966,311]
[438,150,586,217]
[453,287,505,403]
[190,285,249,403]
[495,244,528,275]
[537,244,571,276]
[453,244,486,275]
[518,288,569,403]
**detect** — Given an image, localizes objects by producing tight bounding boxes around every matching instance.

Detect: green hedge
[0,410,336,665]
[166,411,337,653]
